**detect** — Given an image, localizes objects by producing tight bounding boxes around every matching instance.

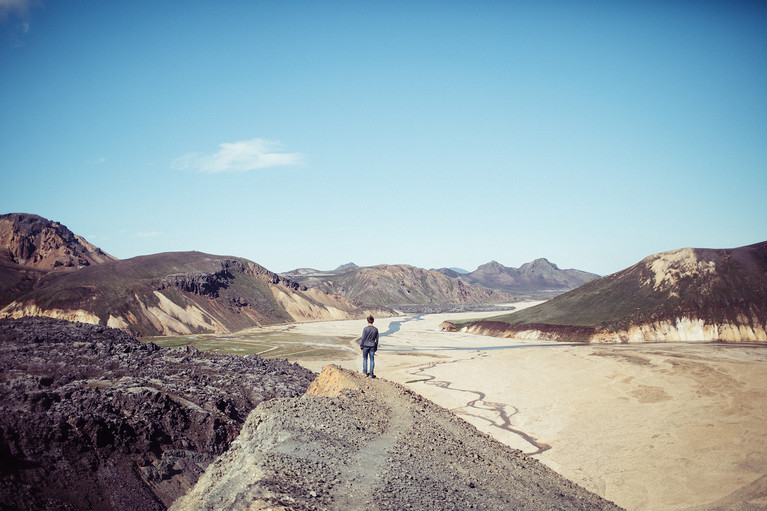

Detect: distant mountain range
[435,258,599,298]
[456,242,767,342]
[284,259,598,306]
[280,264,514,307]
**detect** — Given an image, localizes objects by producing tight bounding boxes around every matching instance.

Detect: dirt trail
[172,365,622,510]
[331,386,410,508]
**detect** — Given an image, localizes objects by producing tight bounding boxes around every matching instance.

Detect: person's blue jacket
[359,325,379,350]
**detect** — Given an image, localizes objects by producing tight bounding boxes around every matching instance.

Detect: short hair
[367,315,374,324]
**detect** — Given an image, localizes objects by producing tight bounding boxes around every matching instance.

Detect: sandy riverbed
[268,304,767,511]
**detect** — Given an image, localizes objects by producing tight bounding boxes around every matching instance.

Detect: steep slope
[458,242,767,342]
[0,317,315,511]
[0,213,116,270]
[1,251,381,337]
[459,258,600,297]
[171,365,622,511]
[0,213,117,306]
[281,264,514,307]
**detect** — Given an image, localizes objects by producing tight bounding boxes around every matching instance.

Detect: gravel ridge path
[171,365,624,510]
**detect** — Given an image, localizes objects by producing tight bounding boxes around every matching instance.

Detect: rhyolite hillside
[456,241,767,342]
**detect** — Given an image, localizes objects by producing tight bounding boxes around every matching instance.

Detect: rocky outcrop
[0,317,315,511]
[459,241,767,343]
[0,213,116,270]
[161,270,233,298]
[171,365,622,510]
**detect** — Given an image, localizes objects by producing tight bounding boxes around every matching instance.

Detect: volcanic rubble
[0,317,314,511]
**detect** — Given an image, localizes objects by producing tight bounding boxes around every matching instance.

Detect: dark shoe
[370,374,376,379]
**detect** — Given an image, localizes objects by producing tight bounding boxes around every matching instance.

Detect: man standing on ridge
[359,315,379,378]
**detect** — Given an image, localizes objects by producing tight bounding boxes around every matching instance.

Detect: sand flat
[280,306,767,511]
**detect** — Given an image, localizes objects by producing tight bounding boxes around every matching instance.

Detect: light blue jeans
[362,347,375,375]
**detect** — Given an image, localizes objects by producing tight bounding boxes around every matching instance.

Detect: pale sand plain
[242,304,767,511]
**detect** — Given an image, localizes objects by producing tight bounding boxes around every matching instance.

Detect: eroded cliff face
[171,365,622,511]
[463,316,767,343]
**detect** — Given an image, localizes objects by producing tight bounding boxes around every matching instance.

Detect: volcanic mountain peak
[477,260,505,272]
[519,257,559,272]
[0,212,116,270]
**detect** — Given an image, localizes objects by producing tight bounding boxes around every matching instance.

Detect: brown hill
[171,365,622,510]
[453,258,600,298]
[1,251,382,337]
[0,214,385,336]
[281,264,514,308]
[457,241,767,342]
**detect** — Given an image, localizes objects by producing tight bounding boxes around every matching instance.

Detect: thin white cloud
[172,138,304,173]
[136,231,163,238]
[0,0,39,21]
[1,0,41,45]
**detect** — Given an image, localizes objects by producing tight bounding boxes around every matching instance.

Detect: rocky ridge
[0,317,315,510]
[171,365,623,511]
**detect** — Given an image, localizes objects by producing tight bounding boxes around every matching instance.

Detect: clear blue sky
[2,1,765,276]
